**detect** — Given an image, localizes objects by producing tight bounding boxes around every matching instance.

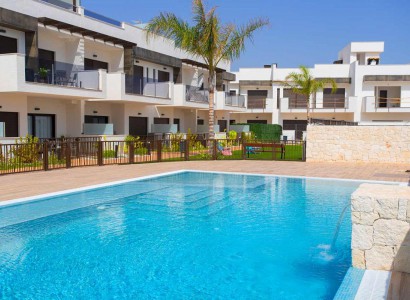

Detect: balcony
[25,59,101,90]
[280,97,355,113]
[125,75,170,99]
[364,96,410,112]
[185,85,209,103]
[225,94,246,108]
[0,53,105,99]
[39,0,77,12]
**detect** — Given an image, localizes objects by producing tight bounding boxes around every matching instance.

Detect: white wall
[0,94,28,137]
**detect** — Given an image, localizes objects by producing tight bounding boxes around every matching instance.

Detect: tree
[282,66,337,124]
[145,0,268,138]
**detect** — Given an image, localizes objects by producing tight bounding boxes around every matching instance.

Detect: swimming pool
[0,171,361,299]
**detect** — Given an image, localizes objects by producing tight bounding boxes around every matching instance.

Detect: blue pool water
[0,172,361,299]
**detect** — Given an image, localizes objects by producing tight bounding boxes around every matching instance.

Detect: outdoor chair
[68,73,78,87]
[217,142,232,156]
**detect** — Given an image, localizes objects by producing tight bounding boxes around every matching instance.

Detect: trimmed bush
[237,123,282,141]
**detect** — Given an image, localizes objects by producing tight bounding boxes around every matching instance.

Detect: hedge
[236,123,282,141]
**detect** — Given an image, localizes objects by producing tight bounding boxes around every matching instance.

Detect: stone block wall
[351,183,410,273]
[306,125,410,163]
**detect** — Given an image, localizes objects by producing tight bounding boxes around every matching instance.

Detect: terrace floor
[1,160,409,201]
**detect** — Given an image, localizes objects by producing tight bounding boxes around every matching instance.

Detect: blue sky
[82,0,410,71]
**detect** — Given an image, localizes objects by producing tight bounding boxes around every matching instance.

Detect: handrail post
[157,140,162,162]
[65,142,71,168]
[97,141,103,166]
[212,140,217,160]
[184,139,190,161]
[129,142,135,164]
[43,142,49,171]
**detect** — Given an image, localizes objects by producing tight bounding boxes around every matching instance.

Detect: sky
[81,0,410,71]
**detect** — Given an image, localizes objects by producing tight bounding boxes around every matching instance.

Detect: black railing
[310,119,358,126]
[39,0,77,12]
[25,58,100,90]
[125,76,170,98]
[83,9,122,27]
[0,138,305,175]
[225,94,246,108]
[186,85,209,103]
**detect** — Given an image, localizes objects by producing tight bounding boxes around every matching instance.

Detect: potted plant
[38,67,49,83]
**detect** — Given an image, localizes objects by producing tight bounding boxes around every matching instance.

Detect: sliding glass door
[28,114,55,139]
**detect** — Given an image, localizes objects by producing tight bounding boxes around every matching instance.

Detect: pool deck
[1,160,409,202]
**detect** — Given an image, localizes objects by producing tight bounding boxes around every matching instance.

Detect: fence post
[242,141,247,160]
[97,141,103,166]
[157,140,162,162]
[184,139,190,161]
[43,142,49,171]
[302,141,307,162]
[65,142,71,168]
[212,140,217,160]
[129,142,135,164]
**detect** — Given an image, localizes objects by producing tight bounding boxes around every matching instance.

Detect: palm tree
[282,66,337,124]
[145,0,268,138]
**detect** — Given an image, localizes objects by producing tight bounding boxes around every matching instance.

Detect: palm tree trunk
[306,95,311,124]
[208,74,215,139]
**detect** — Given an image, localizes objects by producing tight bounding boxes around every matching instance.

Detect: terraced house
[0,0,410,142]
[0,0,238,141]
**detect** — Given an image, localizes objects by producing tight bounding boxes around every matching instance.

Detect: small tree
[282,66,337,124]
[146,0,268,139]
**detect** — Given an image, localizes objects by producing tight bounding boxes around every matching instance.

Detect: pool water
[0,172,360,299]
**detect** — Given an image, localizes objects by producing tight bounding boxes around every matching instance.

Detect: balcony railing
[39,0,77,12]
[186,85,209,103]
[225,94,246,108]
[125,75,170,98]
[25,59,100,90]
[376,97,402,108]
[83,9,122,27]
[287,98,348,109]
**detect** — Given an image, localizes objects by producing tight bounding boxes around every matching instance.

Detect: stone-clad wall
[306,125,410,163]
[351,184,410,273]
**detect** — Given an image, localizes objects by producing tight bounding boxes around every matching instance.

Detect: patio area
[1,160,409,201]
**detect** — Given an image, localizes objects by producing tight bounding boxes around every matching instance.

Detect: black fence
[0,139,306,175]
[310,119,358,126]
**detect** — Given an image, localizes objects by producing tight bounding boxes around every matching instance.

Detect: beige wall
[351,184,410,273]
[306,125,410,163]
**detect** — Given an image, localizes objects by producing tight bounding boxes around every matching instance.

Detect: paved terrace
[1,160,409,201]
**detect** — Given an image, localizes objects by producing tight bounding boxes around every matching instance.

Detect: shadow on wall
[388,230,410,299]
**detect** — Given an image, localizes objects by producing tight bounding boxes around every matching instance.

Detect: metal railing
[186,85,209,103]
[311,119,358,126]
[125,76,170,98]
[83,9,122,27]
[0,138,306,175]
[225,94,246,108]
[288,98,348,109]
[39,0,77,12]
[376,97,402,109]
[25,58,100,90]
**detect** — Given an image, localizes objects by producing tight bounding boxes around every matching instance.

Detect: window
[277,88,281,109]
[84,115,109,124]
[38,49,55,71]
[247,90,268,109]
[28,114,55,139]
[197,119,204,125]
[158,70,170,82]
[323,88,345,108]
[154,118,169,124]
[0,36,17,54]
[283,89,308,108]
[84,58,109,71]
[0,112,19,137]
[229,90,237,96]
[229,120,236,125]
[173,118,180,131]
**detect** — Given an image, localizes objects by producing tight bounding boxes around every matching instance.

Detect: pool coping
[0,169,401,299]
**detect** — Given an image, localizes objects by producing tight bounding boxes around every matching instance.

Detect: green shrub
[237,124,282,141]
[103,149,116,158]
[228,130,237,140]
[11,135,41,164]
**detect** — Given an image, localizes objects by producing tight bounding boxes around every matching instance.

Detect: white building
[0,0,239,141]
[231,41,410,139]
[0,0,409,141]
